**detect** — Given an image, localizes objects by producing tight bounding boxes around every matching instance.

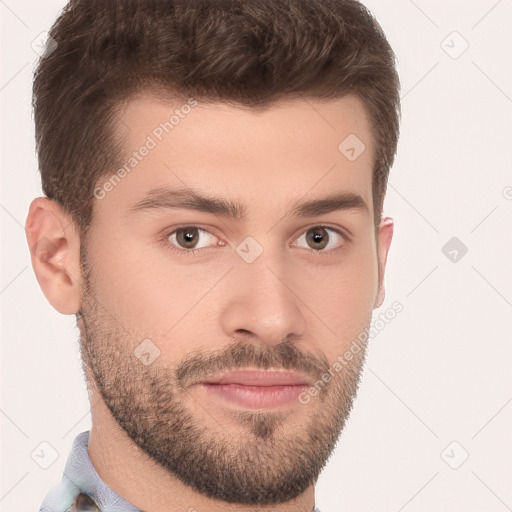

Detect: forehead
[98,92,375,220]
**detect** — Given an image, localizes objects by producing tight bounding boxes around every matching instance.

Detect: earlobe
[25,197,83,315]
[374,216,394,309]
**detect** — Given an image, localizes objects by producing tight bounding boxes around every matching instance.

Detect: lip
[201,369,313,387]
[197,370,312,409]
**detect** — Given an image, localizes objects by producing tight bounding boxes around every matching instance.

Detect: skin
[25,93,393,512]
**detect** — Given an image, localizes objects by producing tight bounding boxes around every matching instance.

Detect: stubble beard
[77,260,369,505]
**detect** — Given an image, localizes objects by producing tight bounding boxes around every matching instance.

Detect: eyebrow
[127,186,368,220]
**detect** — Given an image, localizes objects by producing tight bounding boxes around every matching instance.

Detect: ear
[373,216,394,309]
[25,197,83,315]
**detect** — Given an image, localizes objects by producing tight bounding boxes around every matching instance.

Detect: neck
[87,393,317,512]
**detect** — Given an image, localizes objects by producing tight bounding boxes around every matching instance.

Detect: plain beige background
[1,1,511,511]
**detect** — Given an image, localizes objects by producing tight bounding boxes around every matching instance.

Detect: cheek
[300,244,378,360]
[82,229,168,329]
[85,230,229,340]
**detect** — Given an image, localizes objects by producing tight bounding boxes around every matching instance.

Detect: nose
[219,253,307,346]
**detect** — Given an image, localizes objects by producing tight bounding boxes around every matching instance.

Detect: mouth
[196,369,313,409]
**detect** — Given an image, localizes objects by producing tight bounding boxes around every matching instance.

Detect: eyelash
[160,224,350,257]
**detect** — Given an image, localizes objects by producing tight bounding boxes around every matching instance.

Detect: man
[26,0,400,510]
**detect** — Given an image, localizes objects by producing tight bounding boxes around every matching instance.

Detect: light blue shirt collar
[39,430,140,511]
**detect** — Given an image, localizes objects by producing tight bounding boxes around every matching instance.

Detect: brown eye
[175,227,201,248]
[166,226,220,252]
[294,225,346,253]
[305,227,330,250]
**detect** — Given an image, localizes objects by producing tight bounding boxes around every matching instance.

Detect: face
[77,92,389,505]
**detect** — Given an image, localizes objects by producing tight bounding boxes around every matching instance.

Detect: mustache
[176,338,330,389]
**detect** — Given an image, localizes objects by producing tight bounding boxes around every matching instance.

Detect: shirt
[39,431,140,512]
[39,430,322,512]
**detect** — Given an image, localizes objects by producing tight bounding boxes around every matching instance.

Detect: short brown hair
[33,0,400,241]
